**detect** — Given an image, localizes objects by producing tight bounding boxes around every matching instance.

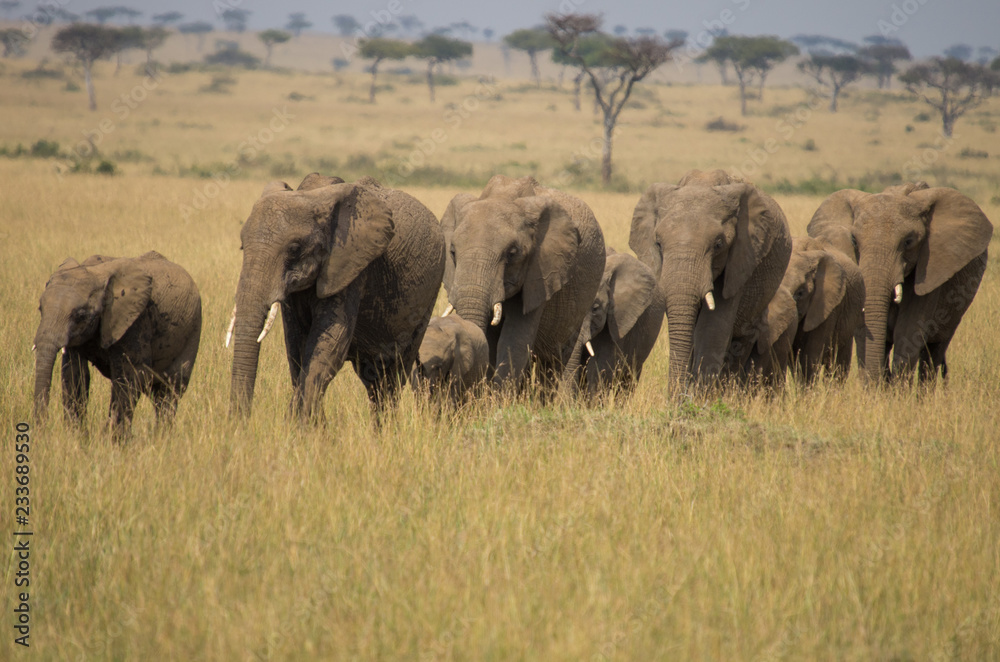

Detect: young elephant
[748,237,865,384]
[566,250,665,397]
[33,252,202,437]
[411,314,489,404]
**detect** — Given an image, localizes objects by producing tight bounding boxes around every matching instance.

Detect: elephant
[441,174,606,393]
[748,237,865,384]
[228,174,445,419]
[565,249,665,397]
[410,313,489,404]
[33,251,202,437]
[629,169,792,387]
[807,182,993,381]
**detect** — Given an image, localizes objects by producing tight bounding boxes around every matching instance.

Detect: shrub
[705,116,743,132]
[30,139,61,158]
[95,160,116,175]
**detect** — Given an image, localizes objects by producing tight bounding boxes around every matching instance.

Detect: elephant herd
[32,170,994,437]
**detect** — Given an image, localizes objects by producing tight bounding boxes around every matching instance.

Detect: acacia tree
[359,37,411,103]
[286,12,312,38]
[258,29,290,69]
[221,9,249,33]
[152,11,183,26]
[698,35,798,115]
[0,27,30,58]
[178,21,213,52]
[52,24,120,110]
[503,28,553,86]
[412,34,472,102]
[332,15,360,36]
[899,57,999,137]
[548,13,679,185]
[799,53,871,111]
[858,37,911,88]
[550,33,614,111]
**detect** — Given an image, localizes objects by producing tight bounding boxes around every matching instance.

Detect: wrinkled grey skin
[808,182,992,381]
[748,237,865,384]
[33,251,202,437]
[441,175,606,394]
[411,314,489,404]
[566,249,665,397]
[629,169,792,388]
[229,174,445,419]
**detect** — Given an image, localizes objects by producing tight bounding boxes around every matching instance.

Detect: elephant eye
[507,246,519,259]
[713,236,725,252]
[902,235,917,250]
[592,302,601,311]
[71,309,88,321]
[288,242,303,258]
[794,288,806,301]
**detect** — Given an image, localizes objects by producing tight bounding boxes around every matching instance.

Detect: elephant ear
[629,183,677,275]
[909,187,994,296]
[803,251,848,332]
[309,183,395,299]
[101,267,153,348]
[57,257,81,271]
[518,196,580,315]
[261,180,293,196]
[297,173,345,191]
[719,183,787,300]
[757,287,797,354]
[806,189,868,261]
[440,193,477,297]
[608,259,658,341]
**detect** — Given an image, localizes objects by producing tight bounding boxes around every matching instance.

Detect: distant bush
[167,62,198,74]
[914,112,932,122]
[287,91,314,102]
[199,74,237,94]
[959,147,989,159]
[802,138,817,151]
[95,160,116,175]
[203,49,259,70]
[705,116,744,132]
[21,60,64,80]
[30,139,61,158]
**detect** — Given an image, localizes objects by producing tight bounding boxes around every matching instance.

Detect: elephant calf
[748,237,864,384]
[33,252,202,437]
[566,249,665,397]
[411,313,489,404]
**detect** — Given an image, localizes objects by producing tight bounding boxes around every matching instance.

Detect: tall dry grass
[0,61,998,660]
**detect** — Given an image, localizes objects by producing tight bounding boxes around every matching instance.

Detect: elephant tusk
[491,302,502,326]
[61,347,66,355]
[224,304,236,348]
[31,344,35,352]
[705,291,716,311]
[893,283,903,304]
[257,302,280,343]
[442,304,454,317]
[585,341,595,357]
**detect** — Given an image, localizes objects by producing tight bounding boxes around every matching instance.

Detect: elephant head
[411,314,487,400]
[34,256,152,418]
[630,170,789,384]
[807,183,993,379]
[228,174,394,415]
[441,175,581,331]
[584,251,660,350]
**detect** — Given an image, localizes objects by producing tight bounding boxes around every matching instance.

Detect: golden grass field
[1,52,999,660]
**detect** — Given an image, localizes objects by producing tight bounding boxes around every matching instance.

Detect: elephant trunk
[229,259,281,417]
[660,256,713,389]
[452,255,504,332]
[858,257,897,381]
[33,343,60,420]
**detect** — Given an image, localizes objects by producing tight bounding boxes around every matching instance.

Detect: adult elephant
[33,251,201,436]
[629,169,792,387]
[441,175,605,392]
[228,174,445,418]
[808,182,992,381]
[749,237,865,384]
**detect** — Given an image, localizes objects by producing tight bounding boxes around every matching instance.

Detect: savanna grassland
[1,51,999,661]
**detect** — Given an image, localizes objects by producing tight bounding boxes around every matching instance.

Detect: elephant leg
[281,297,311,415]
[493,296,543,392]
[108,370,140,440]
[61,349,91,424]
[352,353,407,417]
[299,287,361,420]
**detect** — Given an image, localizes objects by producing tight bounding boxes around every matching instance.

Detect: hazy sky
[38,0,1000,58]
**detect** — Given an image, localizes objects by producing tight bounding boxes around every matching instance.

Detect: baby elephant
[33,252,202,437]
[749,237,864,384]
[411,314,489,404]
[567,250,665,397]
